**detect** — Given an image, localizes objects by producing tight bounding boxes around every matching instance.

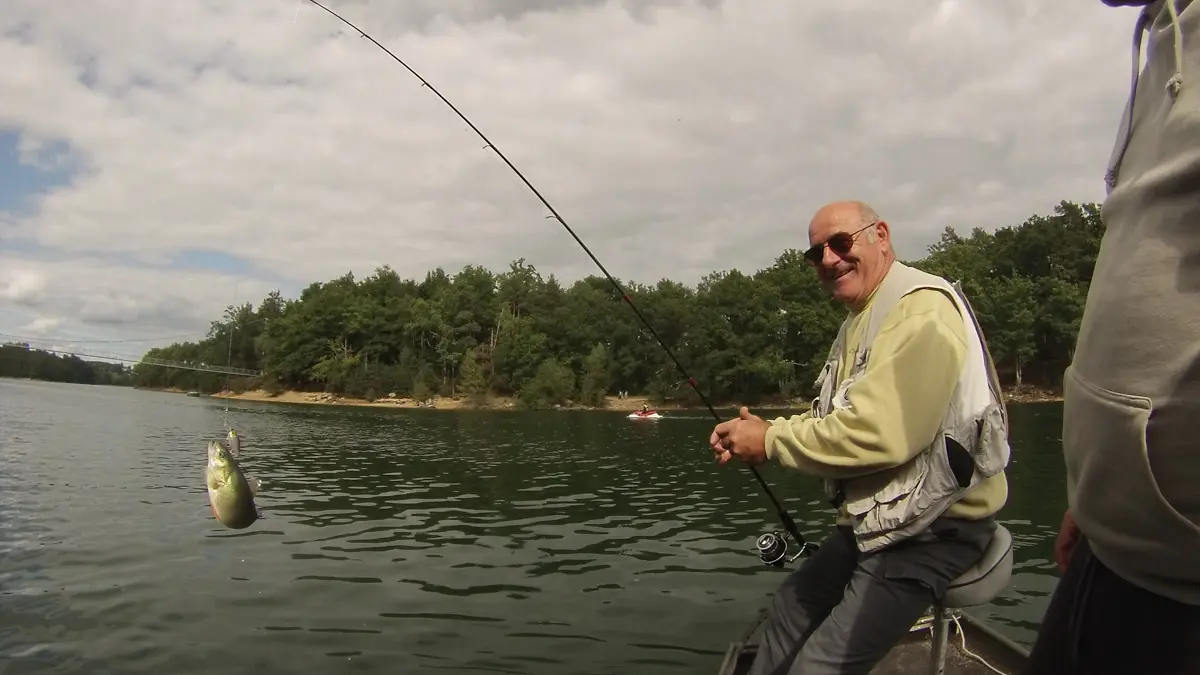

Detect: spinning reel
[755,530,807,568]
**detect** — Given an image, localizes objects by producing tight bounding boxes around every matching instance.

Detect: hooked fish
[204,432,261,530]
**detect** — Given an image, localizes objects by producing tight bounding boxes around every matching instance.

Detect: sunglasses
[803,222,878,265]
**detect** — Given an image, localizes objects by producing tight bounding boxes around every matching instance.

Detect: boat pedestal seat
[943,522,1014,609]
[925,523,1015,675]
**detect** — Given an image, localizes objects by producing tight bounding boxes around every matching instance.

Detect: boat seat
[941,523,1014,609]
[922,525,1014,675]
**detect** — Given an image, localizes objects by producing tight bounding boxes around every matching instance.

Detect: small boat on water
[717,524,1027,675]
[628,409,663,420]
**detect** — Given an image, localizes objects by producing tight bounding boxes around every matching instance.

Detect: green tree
[1,344,133,386]
[128,200,1105,403]
[457,346,488,403]
[517,357,576,409]
[578,343,612,408]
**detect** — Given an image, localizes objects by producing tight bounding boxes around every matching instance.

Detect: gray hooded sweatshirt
[1069,0,1200,605]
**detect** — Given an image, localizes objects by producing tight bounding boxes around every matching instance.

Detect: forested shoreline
[1,343,134,387]
[129,200,1101,409]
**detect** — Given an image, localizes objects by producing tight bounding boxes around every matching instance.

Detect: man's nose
[821,245,841,268]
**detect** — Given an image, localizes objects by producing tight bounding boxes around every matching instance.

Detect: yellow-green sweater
[763,286,1008,526]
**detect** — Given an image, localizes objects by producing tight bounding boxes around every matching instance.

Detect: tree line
[1,343,134,387]
[130,200,1103,408]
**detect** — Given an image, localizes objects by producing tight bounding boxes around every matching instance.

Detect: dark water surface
[0,379,1069,675]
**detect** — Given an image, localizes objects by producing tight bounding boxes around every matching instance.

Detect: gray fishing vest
[810,262,1011,553]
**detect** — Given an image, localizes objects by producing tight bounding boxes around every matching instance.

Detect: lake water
[0,379,1068,675]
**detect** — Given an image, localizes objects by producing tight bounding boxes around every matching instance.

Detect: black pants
[1022,536,1200,675]
[747,518,995,675]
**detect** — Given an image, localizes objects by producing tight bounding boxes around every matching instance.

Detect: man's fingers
[711,419,738,443]
[711,437,731,456]
[710,418,747,465]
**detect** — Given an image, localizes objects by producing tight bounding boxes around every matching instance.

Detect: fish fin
[205,470,223,492]
[248,476,262,496]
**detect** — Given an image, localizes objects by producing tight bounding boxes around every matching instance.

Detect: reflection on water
[0,380,1067,674]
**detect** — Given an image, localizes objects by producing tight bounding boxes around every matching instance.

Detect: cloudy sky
[2,0,1140,362]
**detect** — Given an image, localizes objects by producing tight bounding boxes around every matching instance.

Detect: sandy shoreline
[155,384,1062,411]
[203,389,701,411]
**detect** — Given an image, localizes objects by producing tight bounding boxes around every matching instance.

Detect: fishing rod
[302,0,813,563]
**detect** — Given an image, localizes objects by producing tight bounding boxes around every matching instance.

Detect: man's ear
[875,220,891,250]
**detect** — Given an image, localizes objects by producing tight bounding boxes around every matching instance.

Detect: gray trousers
[748,517,996,675]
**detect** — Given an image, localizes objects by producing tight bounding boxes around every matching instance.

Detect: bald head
[808,200,882,240]
[806,200,894,310]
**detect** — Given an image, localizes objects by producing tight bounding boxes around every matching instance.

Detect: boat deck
[717,610,1028,675]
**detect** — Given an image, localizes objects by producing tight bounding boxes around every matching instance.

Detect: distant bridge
[7,342,263,377]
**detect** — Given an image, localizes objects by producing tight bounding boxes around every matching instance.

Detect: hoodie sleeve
[763,288,968,479]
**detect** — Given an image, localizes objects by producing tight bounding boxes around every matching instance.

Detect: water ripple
[0,380,1066,674]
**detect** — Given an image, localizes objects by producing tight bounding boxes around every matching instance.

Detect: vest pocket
[844,440,962,534]
[973,402,1010,478]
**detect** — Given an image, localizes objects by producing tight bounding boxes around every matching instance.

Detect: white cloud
[1,269,48,306]
[17,316,62,336]
[0,0,1141,356]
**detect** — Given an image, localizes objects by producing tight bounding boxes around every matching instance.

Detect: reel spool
[755,530,805,568]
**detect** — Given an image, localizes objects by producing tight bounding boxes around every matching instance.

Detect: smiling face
[805,201,894,310]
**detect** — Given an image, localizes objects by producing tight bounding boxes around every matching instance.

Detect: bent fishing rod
[303,0,813,562]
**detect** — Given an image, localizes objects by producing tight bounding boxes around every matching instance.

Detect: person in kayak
[709,200,1011,675]
[1021,3,1200,673]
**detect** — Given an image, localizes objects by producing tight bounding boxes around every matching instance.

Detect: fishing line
[301,0,811,558]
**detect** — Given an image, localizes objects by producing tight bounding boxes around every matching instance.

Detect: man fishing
[1021,2,1200,673]
[709,200,1010,675]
